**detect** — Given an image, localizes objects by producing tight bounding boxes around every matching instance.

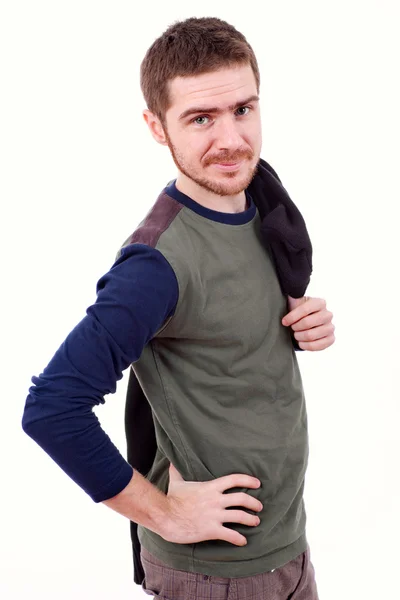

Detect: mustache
[203,148,254,167]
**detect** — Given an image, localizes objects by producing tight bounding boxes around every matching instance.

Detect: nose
[213,114,244,151]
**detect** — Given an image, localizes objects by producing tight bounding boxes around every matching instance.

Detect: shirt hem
[138,526,308,578]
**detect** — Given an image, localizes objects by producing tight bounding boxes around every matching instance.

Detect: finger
[293,323,335,342]
[291,309,333,331]
[216,526,248,546]
[297,333,335,351]
[213,474,261,493]
[283,298,326,326]
[220,492,263,513]
[221,509,260,527]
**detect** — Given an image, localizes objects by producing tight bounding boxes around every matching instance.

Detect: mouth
[212,160,243,172]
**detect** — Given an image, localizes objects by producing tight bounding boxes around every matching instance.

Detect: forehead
[167,64,258,115]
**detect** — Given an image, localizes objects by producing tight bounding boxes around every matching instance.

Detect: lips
[212,161,243,171]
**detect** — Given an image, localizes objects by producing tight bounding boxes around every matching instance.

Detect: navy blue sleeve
[21,243,179,502]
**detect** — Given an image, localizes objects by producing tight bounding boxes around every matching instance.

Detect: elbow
[21,392,48,440]
[21,406,40,439]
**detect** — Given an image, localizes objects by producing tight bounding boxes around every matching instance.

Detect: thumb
[287,295,307,311]
[282,295,308,326]
[285,294,309,315]
[169,462,183,480]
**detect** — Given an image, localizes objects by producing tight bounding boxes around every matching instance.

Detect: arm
[21,243,179,522]
[102,468,170,535]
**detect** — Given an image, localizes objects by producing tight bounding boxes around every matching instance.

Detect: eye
[191,106,252,126]
[236,106,251,116]
[193,115,210,126]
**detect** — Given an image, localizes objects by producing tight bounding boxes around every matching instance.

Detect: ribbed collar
[165,179,256,225]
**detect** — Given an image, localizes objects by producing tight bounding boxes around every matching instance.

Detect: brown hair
[140,17,260,123]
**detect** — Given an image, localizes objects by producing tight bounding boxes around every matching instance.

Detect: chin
[214,172,255,196]
[206,182,249,197]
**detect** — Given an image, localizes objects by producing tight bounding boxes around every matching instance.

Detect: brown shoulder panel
[129,192,183,248]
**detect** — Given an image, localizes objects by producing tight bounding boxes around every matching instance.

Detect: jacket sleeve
[291,329,304,351]
[21,243,179,502]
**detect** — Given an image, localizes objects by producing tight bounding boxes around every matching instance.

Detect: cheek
[185,135,213,162]
[245,114,262,146]
[247,123,262,148]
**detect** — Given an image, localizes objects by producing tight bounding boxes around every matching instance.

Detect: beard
[164,130,259,197]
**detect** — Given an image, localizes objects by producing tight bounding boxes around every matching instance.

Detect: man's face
[151,64,262,198]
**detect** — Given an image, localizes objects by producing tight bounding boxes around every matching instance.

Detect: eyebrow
[178,94,260,121]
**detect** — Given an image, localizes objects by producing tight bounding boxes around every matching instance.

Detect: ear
[143,110,168,146]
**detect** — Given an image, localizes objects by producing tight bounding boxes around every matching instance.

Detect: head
[141,17,262,199]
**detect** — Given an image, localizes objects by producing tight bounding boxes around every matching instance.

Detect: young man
[22,16,334,599]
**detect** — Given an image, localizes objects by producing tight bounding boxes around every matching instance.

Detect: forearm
[102,468,170,537]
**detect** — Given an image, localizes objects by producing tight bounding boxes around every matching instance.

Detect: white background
[1,1,399,598]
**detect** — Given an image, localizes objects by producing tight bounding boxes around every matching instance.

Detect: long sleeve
[21,243,179,502]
